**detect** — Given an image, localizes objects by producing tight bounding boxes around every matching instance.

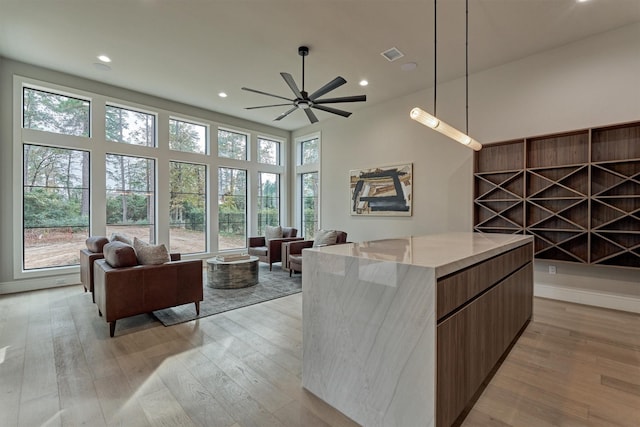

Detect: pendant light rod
[409,0,482,151]
[433,0,437,117]
[466,0,469,135]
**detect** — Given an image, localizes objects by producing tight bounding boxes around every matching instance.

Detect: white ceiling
[1,0,639,131]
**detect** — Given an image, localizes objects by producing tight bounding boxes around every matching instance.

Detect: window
[105,105,156,147]
[301,172,319,239]
[170,162,207,254]
[23,145,90,270]
[218,129,247,160]
[301,137,319,165]
[23,87,90,137]
[106,154,156,242]
[218,167,247,250]
[169,118,207,154]
[258,137,280,165]
[257,172,280,235]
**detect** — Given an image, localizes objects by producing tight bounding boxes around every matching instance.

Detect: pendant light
[410,0,482,151]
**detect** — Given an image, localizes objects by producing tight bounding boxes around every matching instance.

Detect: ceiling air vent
[381,47,404,62]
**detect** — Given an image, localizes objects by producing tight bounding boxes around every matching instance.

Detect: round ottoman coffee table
[207,256,259,289]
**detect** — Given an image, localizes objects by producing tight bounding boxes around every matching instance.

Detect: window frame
[294,132,321,239]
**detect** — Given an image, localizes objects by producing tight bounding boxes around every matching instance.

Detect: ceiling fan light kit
[411,0,482,151]
[242,46,366,124]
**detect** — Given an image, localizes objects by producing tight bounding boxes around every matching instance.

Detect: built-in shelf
[473,121,640,268]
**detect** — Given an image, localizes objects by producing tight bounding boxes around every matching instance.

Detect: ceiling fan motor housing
[298,46,309,56]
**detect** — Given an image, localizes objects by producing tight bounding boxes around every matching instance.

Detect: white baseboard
[0,274,80,295]
[535,283,640,314]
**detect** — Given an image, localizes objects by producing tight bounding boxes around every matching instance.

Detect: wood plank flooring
[0,285,638,427]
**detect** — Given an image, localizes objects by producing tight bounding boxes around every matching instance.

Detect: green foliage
[106,194,150,224]
[24,188,87,227]
[23,88,89,137]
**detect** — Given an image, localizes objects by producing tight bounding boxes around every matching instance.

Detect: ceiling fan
[242,46,366,124]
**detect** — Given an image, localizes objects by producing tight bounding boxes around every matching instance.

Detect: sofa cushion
[248,246,268,256]
[313,229,338,247]
[134,237,171,265]
[86,236,109,253]
[265,225,283,241]
[109,232,133,245]
[103,241,138,268]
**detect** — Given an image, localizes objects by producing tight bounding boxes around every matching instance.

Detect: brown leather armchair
[94,255,203,337]
[287,231,348,276]
[247,227,303,270]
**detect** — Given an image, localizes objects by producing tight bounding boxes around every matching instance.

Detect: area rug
[153,263,302,326]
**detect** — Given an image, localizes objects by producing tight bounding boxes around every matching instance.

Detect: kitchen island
[302,232,533,427]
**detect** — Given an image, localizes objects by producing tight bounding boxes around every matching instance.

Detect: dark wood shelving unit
[473,121,640,268]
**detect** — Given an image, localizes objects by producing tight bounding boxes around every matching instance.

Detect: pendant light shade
[411,0,482,151]
[410,108,482,151]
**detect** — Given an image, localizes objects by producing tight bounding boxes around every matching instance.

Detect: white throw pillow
[313,230,338,247]
[133,237,171,265]
[109,232,133,246]
[265,225,283,241]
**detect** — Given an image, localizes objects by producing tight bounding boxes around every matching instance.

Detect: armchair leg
[290,269,292,277]
[269,263,273,271]
[195,301,200,315]
[109,321,116,338]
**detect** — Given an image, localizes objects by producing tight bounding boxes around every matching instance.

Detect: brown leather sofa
[247,227,303,270]
[287,230,348,276]
[94,256,203,337]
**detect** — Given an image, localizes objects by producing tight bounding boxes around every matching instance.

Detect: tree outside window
[218,167,247,250]
[23,145,90,270]
[106,154,156,242]
[258,172,280,235]
[170,161,206,254]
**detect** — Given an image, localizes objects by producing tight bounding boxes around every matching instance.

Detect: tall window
[301,172,319,238]
[23,145,90,270]
[298,135,320,238]
[106,154,156,242]
[23,87,90,137]
[169,118,207,154]
[257,172,280,235]
[258,137,280,165]
[170,162,206,254]
[218,167,247,250]
[218,129,247,160]
[106,105,156,147]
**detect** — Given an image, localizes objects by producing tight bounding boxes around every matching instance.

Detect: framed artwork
[349,163,412,216]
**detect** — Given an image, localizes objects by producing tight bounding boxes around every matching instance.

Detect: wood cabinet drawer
[436,242,532,320]
[436,262,533,427]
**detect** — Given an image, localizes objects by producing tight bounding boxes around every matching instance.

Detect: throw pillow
[313,229,338,247]
[133,237,171,265]
[265,225,283,241]
[103,241,138,268]
[86,236,109,253]
[109,232,133,245]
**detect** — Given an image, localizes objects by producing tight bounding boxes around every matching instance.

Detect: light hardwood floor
[1,285,638,427]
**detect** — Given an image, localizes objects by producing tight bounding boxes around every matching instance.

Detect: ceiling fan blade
[312,104,352,118]
[280,73,303,99]
[313,95,366,104]
[242,87,292,102]
[305,108,319,124]
[309,76,347,101]
[274,107,298,121]
[245,103,292,110]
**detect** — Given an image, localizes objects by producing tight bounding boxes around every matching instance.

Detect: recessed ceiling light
[401,62,418,71]
[359,80,369,87]
[577,0,590,3]
[218,92,228,98]
[97,55,111,63]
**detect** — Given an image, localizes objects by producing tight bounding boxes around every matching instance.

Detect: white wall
[294,23,640,311]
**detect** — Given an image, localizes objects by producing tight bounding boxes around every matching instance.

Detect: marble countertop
[307,232,533,278]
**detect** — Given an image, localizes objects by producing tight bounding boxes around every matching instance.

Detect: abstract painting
[349,163,412,216]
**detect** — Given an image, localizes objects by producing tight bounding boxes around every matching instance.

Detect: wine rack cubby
[474,121,640,268]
